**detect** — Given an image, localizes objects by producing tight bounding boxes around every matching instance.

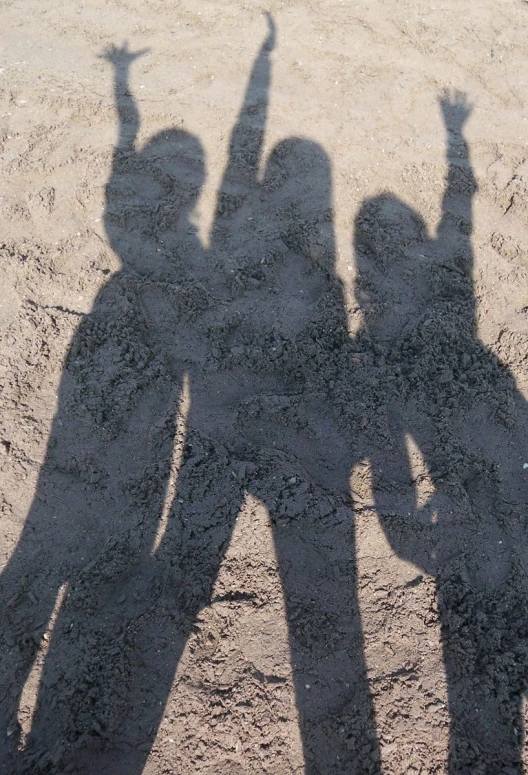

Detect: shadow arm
[215,14,275,203]
[102,42,148,153]
[437,90,477,244]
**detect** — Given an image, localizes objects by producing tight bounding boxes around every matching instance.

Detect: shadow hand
[99,41,149,69]
[263,12,277,52]
[439,88,473,131]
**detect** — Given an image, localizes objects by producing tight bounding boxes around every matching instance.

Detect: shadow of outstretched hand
[439,89,473,132]
[99,41,150,68]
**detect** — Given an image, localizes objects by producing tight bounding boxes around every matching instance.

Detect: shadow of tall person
[2,19,382,775]
[147,15,381,773]
[0,42,207,774]
[353,93,528,772]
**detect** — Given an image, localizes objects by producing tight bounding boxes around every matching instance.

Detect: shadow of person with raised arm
[353,92,528,772]
[149,15,380,772]
[103,15,379,774]
[0,17,382,773]
[0,42,207,774]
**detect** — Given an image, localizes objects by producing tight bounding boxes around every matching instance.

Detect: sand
[1,1,527,773]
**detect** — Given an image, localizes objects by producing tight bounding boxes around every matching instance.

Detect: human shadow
[0,40,206,773]
[353,93,528,772]
[0,19,380,775]
[4,17,525,775]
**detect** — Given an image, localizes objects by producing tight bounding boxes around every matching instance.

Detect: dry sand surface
[1,0,528,773]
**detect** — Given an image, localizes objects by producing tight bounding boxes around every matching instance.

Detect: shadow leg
[0,544,61,773]
[28,432,245,775]
[438,576,524,775]
[269,478,380,775]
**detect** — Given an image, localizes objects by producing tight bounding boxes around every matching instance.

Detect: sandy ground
[1,0,528,773]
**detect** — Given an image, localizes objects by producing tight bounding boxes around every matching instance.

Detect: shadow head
[354,193,428,342]
[105,129,206,277]
[264,137,335,273]
[140,128,206,215]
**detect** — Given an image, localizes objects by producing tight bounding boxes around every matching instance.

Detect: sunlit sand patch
[404,433,438,516]
[151,372,191,556]
[18,582,68,748]
[146,494,305,775]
